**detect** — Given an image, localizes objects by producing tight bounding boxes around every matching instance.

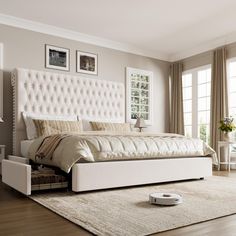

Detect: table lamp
[134,117,146,132]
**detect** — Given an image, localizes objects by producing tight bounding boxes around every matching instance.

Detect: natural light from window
[227,59,236,143]
[197,69,211,144]
[182,66,211,144]
[182,73,192,137]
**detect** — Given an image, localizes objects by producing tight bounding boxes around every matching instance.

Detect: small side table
[218,141,236,172]
[0,145,5,163]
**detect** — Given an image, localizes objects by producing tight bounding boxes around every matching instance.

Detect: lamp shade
[134,117,146,128]
[0,117,3,123]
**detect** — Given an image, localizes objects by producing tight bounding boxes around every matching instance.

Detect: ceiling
[1,0,236,61]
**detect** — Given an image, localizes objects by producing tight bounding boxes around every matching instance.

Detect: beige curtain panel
[169,62,184,135]
[210,47,228,152]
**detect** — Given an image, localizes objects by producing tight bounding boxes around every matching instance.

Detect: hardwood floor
[1,171,236,236]
[0,181,90,236]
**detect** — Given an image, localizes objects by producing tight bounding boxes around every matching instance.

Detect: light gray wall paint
[182,51,212,71]
[0,24,170,156]
[182,41,236,72]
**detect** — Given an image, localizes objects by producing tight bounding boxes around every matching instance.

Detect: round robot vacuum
[149,192,183,206]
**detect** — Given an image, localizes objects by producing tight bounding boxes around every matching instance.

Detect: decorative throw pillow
[22,112,78,139]
[33,119,83,137]
[90,121,131,132]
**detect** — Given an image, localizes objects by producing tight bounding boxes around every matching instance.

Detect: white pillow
[22,112,78,139]
[82,120,93,131]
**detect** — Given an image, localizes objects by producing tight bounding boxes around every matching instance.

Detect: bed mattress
[28,132,216,173]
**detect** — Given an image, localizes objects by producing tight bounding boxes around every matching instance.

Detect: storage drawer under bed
[2,156,68,195]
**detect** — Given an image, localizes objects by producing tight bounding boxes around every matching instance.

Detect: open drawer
[2,158,31,195]
[2,156,68,195]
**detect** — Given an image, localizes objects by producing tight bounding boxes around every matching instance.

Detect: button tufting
[18,69,125,127]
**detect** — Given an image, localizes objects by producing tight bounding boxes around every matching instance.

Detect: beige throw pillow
[90,121,131,132]
[33,119,83,137]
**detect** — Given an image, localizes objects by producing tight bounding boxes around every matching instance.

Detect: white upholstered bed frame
[2,68,212,195]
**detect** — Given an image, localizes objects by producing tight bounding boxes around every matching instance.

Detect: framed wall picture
[76,51,98,75]
[126,67,153,125]
[45,44,70,71]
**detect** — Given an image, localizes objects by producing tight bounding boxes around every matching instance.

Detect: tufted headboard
[11,68,125,155]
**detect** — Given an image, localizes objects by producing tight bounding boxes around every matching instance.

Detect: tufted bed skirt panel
[12,68,125,155]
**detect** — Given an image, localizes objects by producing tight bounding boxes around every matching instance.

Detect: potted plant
[219,117,236,141]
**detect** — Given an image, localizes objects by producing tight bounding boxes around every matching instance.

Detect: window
[227,59,236,143]
[182,65,211,144]
[182,73,192,137]
[197,69,211,144]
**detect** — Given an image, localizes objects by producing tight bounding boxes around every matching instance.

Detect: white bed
[2,68,213,195]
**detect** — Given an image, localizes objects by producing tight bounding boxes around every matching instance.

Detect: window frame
[182,64,211,141]
[227,57,236,113]
[227,57,236,149]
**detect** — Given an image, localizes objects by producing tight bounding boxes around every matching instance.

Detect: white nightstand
[0,145,5,163]
[218,141,236,172]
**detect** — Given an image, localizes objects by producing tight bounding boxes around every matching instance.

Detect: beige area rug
[30,176,236,236]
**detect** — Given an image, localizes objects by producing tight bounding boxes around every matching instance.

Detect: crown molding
[169,31,236,62]
[0,13,169,61]
[2,13,236,63]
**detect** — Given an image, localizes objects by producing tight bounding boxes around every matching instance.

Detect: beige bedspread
[28,132,216,173]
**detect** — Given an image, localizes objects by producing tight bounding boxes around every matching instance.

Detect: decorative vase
[223,132,230,141]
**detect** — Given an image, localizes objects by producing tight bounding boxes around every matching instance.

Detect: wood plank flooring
[0,171,236,236]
